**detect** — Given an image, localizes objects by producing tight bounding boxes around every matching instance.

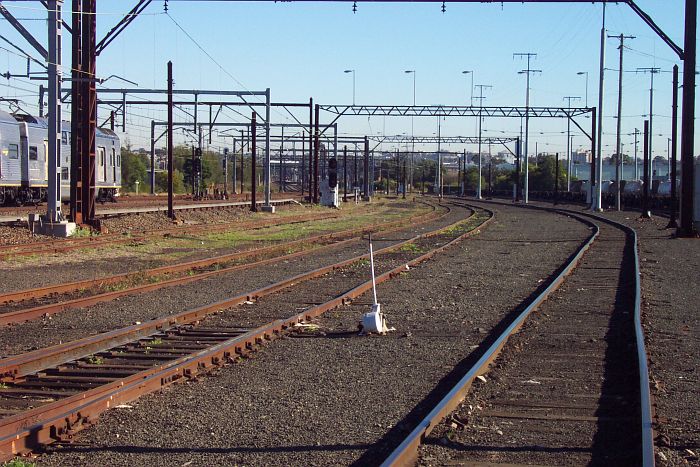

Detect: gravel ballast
[0,200,425,294]
[0,201,456,357]
[35,201,592,466]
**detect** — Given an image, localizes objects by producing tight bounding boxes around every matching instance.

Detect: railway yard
[0,2,698,466]
[0,195,692,466]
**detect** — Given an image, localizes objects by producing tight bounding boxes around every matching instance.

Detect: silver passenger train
[0,110,121,205]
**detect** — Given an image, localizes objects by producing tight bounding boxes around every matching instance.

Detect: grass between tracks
[1,200,429,268]
[3,199,431,306]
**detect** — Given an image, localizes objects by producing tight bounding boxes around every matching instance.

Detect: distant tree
[120,148,148,192]
[528,154,569,191]
[155,169,185,194]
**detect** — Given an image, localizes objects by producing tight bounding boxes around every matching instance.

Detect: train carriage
[0,111,121,205]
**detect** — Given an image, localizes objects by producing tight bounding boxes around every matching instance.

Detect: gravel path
[36,201,592,466]
[0,201,457,358]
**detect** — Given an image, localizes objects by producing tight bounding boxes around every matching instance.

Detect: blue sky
[0,1,690,158]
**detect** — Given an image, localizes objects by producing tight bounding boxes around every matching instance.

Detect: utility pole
[167,61,174,220]
[474,84,492,199]
[610,33,635,211]
[594,2,607,211]
[46,0,63,224]
[668,65,679,229]
[563,96,581,192]
[515,53,541,204]
[680,0,697,237]
[637,67,661,195]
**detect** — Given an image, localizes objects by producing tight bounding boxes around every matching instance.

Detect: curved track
[383,201,653,467]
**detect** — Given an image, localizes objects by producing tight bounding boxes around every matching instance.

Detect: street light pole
[474,84,492,199]
[563,96,581,192]
[462,70,474,106]
[344,69,356,106]
[515,52,541,204]
[405,70,416,192]
[577,71,590,108]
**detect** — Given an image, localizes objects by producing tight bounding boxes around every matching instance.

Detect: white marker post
[361,232,386,334]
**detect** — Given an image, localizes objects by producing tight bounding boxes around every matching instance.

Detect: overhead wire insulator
[163,0,168,13]
[441,2,446,13]
[352,1,357,14]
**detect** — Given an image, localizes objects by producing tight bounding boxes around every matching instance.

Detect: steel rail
[0,202,459,378]
[0,205,492,460]
[527,205,654,467]
[381,204,600,467]
[384,198,653,467]
[0,206,434,305]
[0,203,446,325]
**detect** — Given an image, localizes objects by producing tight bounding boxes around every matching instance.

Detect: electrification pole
[610,33,635,211]
[594,2,606,211]
[515,53,541,204]
[474,84,492,199]
[637,68,660,192]
[563,96,581,191]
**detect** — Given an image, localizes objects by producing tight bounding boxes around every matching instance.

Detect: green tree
[121,149,148,192]
[155,169,185,194]
[528,154,569,191]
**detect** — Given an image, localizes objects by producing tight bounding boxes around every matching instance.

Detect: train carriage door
[19,122,29,186]
[111,147,116,184]
[97,146,106,182]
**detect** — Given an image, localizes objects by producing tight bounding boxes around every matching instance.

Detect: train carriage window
[9,144,19,159]
[29,146,38,161]
[61,167,69,180]
[116,152,121,167]
[61,131,68,145]
[99,148,105,166]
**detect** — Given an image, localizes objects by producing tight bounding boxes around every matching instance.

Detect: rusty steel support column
[69,0,82,223]
[301,133,305,197]
[80,0,96,225]
[515,138,521,202]
[590,107,597,208]
[680,0,697,236]
[642,120,651,218]
[668,65,679,229]
[251,112,257,212]
[313,104,320,204]
[343,145,348,202]
[363,136,370,198]
[150,120,155,195]
[167,61,174,220]
[308,98,313,200]
[554,152,560,205]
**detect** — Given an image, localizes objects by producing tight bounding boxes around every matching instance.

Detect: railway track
[383,202,653,466]
[0,203,444,326]
[0,210,339,260]
[0,202,492,460]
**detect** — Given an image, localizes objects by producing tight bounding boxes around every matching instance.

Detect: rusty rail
[0,203,446,325]
[0,203,440,305]
[0,204,491,460]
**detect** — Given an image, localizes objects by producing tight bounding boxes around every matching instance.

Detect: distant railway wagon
[0,110,121,205]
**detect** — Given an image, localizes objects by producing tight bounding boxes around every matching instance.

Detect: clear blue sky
[0,1,691,158]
